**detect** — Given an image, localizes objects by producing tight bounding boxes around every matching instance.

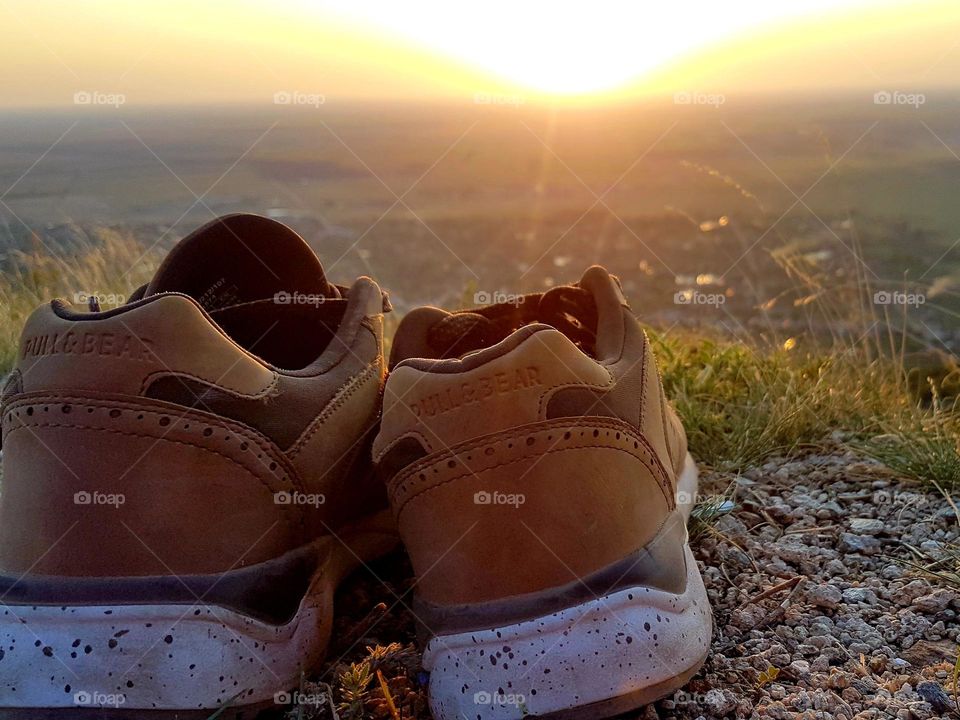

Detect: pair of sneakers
[0,214,712,719]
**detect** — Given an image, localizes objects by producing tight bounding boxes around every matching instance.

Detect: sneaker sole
[0,510,398,716]
[423,453,712,720]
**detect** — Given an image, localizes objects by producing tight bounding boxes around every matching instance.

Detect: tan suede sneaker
[374,266,712,720]
[0,214,397,714]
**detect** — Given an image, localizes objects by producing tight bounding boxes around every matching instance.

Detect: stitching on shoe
[3,395,301,494]
[645,336,675,474]
[535,370,615,419]
[389,418,673,516]
[5,421,286,495]
[395,432,661,504]
[138,368,279,398]
[638,330,649,428]
[394,440,669,521]
[388,416,652,488]
[288,362,380,459]
[372,428,435,464]
[658,381,675,473]
[4,393,285,463]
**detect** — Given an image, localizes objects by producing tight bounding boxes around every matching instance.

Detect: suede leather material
[143,318,384,452]
[0,394,306,575]
[287,328,388,536]
[392,418,673,605]
[411,513,689,634]
[0,281,388,577]
[374,265,690,609]
[18,294,275,398]
[374,328,613,459]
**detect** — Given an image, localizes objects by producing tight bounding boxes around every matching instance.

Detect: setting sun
[304,0,902,95]
[1,0,958,105]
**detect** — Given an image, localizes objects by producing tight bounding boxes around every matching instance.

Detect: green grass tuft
[650,329,915,473]
[855,389,960,492]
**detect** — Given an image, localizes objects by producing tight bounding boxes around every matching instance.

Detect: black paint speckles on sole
[531,653,708,720]
[423,544,713,720]
[0,512,399,714]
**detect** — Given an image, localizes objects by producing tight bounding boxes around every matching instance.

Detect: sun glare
[302,0,894,95]
[1,0,945,106]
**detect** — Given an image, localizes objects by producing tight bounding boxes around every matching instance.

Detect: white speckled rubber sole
[0,512,397,715]
[1,600,318,712]
[423,454,712,720]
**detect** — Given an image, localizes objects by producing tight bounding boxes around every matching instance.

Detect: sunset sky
[1,0,959,107]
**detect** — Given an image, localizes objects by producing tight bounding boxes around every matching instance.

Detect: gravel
[317,444,960,719]
[685,446,960,719]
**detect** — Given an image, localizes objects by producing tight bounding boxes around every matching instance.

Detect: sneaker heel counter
[374,327,613,459]
[389,419,676,606]
[13,296,276,398]
[0,395,309,576]
[636,330,689,479]
[0,299,305,577]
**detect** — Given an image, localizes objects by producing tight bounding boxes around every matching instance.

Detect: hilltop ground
[3,101,960,719]
[313,445,960,720]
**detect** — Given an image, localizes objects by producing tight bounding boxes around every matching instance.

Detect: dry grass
[0,226,157,372]
[2,225,959,491]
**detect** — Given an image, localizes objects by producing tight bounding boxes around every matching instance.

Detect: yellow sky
[1,0,958,107]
